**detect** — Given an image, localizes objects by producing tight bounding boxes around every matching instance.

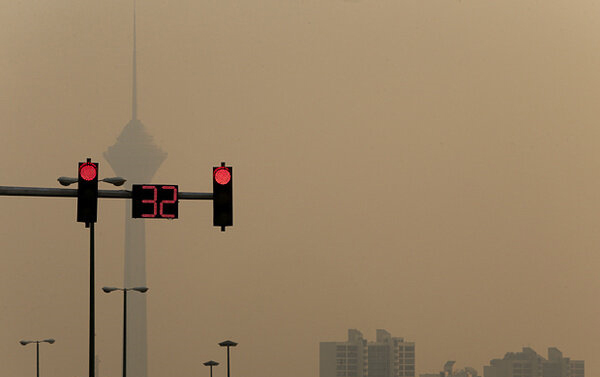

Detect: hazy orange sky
[2,1,600,376]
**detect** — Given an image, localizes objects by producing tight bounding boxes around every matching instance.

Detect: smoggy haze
[1,1,599,377]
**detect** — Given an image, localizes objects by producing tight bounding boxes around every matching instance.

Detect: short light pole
[203,360,219,377]
[19,339,55,377]
[59,171,126,377]
[218,340,237,377]
[102,286,148,377]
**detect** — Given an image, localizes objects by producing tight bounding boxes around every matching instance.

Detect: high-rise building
[483,347,584,377]
[544,348,570,377]
[320,329,368,377]
[320,329,415,377]
[368,329,415,377]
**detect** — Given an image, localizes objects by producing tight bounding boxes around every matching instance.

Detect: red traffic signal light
[213,165,232,231]
[214,167,231,185]
[79,163,98,181]
[77,160,99,224]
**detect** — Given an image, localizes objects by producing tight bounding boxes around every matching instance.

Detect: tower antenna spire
[132,0,137,120]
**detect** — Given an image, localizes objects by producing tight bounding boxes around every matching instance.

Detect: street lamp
[57,172,126,377]
[218,340,238,377]
[19,338,55,377]
[102,286,148,377]
[58,176,126,186]
[203,360,219,377]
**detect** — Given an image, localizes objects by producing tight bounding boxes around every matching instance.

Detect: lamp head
[204,360,219,367]
[218,340,238,347]
[57,177,78,186]
[19,340,31,346]
[101,177,127,186]
[102,287,119,293]
[132,287,148,293]
[43,339,55,344]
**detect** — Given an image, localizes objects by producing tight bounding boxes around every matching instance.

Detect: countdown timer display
[132,185,178,219]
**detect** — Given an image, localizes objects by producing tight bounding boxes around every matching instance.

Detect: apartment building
[483,347,583,377]
[320,329,415,377]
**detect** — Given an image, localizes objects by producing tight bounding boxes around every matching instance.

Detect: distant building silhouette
[420,360,479,377]
[104,1,166,377]
[483,347,584,377]
[320,329,415,377]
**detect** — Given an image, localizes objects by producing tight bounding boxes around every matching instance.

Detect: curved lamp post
[218,340,238,377]
[102,286,148,377]
[203,360,219,377]
[19,338,55,377]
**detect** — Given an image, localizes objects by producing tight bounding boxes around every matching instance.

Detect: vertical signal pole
[90,221,95,377]
[123,288,127,377]
[77,158,99,377]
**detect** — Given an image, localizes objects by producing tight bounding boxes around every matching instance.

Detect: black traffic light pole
[89,220,95,377]
[78,158,99,377]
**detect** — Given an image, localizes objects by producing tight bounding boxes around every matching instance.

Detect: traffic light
[77,160,99,224]
[213,164,232,231]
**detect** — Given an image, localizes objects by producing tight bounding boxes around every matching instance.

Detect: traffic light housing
[213,164,232,231]
[77,161,99,224]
